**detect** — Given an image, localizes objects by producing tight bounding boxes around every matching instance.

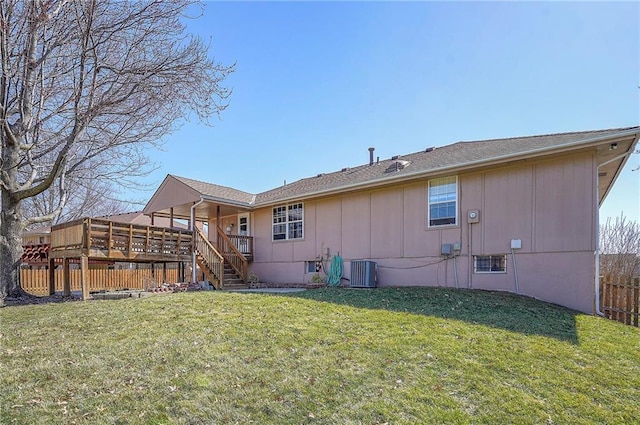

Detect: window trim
[473,254,507,274]
[272,202,304,241]
[427,175,458,228]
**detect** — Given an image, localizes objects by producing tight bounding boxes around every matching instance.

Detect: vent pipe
[368,147,375,166]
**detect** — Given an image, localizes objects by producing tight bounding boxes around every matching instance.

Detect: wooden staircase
[193,229,224,289]
[222,263,248,290]
[193,227,250,290]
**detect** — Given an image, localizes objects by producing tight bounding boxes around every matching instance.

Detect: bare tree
[0,0,233,302]
[22,175,133,227]
[600,214,640,280]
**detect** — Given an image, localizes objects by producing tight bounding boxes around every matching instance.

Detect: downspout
[594,150,635,316]
[191,198,204,284]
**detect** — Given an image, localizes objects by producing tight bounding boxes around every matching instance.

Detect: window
[474,255,507,273]
[272,203,304,240]
[428,176,457,226]
[306,260,320,273]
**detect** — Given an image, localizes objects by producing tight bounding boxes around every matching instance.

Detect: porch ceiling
[150,200,249,222]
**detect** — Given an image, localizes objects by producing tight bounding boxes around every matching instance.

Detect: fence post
[80,255,89,300]
[63,258,71,297]
[48,258,56,296]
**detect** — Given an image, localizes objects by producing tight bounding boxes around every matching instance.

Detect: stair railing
[216,226,249,283]
[193,228,224,289]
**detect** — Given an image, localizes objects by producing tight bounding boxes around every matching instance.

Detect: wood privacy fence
[21,268,181,296]
[600,275,640,327]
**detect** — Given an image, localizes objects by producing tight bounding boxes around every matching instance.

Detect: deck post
[48,258,56,295]
[63,258,71,297]
[80,255,89,300]
[163,262,167,283]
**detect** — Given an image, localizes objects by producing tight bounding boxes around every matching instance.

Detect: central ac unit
[351,260,376,288]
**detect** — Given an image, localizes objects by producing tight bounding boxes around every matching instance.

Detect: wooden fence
[600,275,640,327]
[21,268,181,296]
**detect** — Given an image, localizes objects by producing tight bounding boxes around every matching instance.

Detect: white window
[474,255,507,273]
[428,176,458,227]
[272,203,303,241]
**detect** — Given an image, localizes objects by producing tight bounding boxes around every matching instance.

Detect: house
[143,127,640,313]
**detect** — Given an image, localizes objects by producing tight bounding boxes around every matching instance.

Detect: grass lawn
[1,287,639,424]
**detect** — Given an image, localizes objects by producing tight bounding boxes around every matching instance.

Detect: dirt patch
[2,294,81,307]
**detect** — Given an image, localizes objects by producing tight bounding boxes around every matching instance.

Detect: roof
[167,126,639,207]
[170,175,255,205]
[254,126,639,205]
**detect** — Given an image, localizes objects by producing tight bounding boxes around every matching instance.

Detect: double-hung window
[272,203,304,241]
[428,176,457,226]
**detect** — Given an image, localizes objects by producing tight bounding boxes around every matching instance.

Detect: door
[237,213,250,254]
[238,213,250,236]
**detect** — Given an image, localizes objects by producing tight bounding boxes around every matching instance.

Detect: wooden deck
[46,218,254,298]
[50,218,193,263]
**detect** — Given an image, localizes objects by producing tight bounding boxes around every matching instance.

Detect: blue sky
[137,1,639,222]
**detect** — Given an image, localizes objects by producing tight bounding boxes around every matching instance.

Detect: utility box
[351,260,377,288]
[441,243,452,256]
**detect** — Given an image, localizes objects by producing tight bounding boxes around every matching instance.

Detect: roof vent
[385,159,410,173]
[425,147,435,152]
[316,173,324,178]
[341,167,350,172]
[391,155,400,160]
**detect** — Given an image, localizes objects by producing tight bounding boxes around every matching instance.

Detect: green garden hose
[326,255,343,286]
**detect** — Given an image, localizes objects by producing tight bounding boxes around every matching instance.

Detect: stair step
[222,283,249,290]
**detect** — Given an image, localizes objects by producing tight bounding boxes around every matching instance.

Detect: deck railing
[228,235,253,259]
[50,218,192,260]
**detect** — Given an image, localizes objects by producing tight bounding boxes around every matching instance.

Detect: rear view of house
[144,127,639,313]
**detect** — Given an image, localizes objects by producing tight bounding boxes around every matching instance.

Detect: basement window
[272,203,304,241]
[474,255,507,273]
[306,260,321,274]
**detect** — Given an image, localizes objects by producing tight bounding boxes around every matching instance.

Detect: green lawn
[1,288,638,424]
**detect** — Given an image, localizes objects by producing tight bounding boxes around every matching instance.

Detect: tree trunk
[0,191,28,303]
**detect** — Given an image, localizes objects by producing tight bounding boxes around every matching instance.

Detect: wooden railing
[193,228,224,289]
[228,235,253,259]
[600,274,640,327]
[216,226,249,283]
[50,219,85,252]
[50,218,192,261]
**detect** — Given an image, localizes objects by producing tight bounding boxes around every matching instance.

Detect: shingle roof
[171,175,255,205]
[254,127,639,205]
[171,127,639,206]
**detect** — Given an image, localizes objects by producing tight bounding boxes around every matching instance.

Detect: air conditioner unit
[351,260,377,288]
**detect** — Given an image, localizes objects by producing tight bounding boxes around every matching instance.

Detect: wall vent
[351,260,376,288]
